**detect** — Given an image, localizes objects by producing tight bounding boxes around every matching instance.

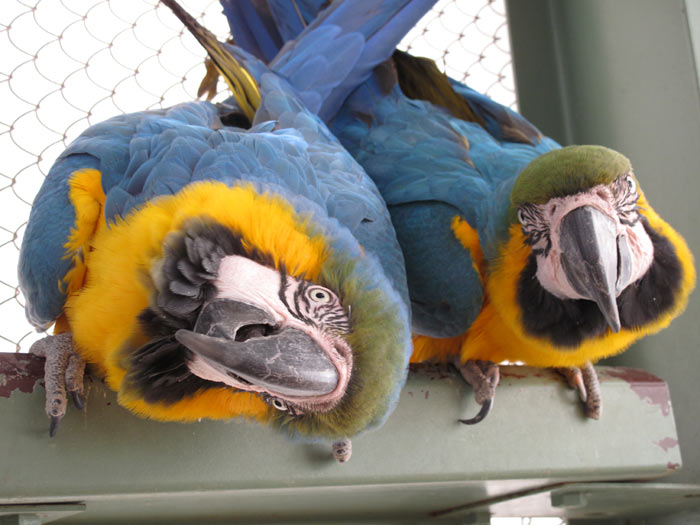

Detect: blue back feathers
[19,65,408,332]
[222,0,436,120]
[221,0,560,336]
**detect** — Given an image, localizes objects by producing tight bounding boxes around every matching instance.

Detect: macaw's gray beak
[559,206,622,333]
[175,300,338,396]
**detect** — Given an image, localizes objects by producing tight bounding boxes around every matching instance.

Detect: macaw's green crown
[509,145,633,217]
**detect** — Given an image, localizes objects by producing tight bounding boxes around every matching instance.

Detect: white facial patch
[213,255,288,323]
[190,254,353,407]
[529,183,654,300]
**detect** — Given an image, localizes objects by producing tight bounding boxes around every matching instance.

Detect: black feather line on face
[519,204,552,257]
[612,174,641,226]
[124,218,279,405]
[517,218,683,347]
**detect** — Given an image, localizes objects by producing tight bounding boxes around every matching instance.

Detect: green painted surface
[0,356,681,523]
[0,505,85,525]
[448,482,700,520]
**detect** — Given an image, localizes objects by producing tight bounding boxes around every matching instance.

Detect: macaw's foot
[29,333,86,437]
[332,439,352,464]
[556,361,601,419]
[455,359,500,425]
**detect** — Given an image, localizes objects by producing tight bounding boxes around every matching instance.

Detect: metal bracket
[0,505,85,525]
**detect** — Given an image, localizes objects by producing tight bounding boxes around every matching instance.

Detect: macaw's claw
[332,438,352,464]
[556,361,601,419]
[455,359,500,425]
[29,333,86,437]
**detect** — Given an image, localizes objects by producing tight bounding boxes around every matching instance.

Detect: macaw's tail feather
[221,0,294,63]
[160,0,260,121]
[222,0,437,120]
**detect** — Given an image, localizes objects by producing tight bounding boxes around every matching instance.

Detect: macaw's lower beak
[175,299,338,396]
[559,206,622,333]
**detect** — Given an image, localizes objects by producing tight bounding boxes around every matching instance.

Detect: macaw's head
[508,145,693,347]
[120,185,410,440]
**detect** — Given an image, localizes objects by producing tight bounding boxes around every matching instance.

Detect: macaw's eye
[271,398,287,411]
[307,286,332,303]
[626,175,637,194]
[517,208,527,225]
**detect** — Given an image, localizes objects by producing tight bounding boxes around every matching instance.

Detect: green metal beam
[0,354,683,523]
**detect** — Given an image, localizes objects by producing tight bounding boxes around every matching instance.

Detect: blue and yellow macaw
[17,0,437,462]
[223,0,696,421]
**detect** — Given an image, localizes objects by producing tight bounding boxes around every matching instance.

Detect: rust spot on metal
[407,391,413,398]
[654,437,679,452]
[606,367,671,416]
[667,462,681,471]
[0,352,45,398]
[605,367,663,383]
[424,391,429,399]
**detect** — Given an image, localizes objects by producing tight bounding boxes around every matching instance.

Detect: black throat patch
[517,218,683,348]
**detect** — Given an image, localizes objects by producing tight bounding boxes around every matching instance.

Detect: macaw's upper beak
[559,205,624,333]
[175,299,339,396]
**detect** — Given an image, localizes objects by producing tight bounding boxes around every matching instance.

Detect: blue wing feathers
[222,0,283,63]
[254,0,436,120]
[390,202,483,338]
[22,3,424,338]
[18,154,97,328]
[21,96,409,327]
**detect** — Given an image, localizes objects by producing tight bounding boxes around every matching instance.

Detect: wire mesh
[0,0,517,354]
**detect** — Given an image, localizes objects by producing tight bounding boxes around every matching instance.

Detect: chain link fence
[0,0,517,355]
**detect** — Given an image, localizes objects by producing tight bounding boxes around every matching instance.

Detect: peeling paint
[0,353,45,398]
[606,367,671,416]
[605,367,663,383]
[500,370,527,379]
[655,437,679,452]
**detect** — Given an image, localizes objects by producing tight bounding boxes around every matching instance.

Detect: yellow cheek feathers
[63,177,331,422]
[60,169,107,299]
[119,386,271,424]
